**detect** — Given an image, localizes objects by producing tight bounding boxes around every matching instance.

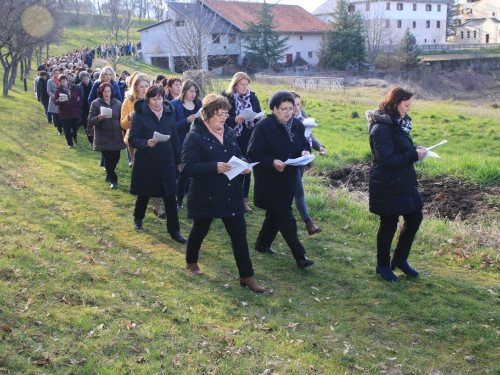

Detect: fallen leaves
[1,325,12,333]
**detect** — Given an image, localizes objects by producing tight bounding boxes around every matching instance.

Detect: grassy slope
[1,12,500,374]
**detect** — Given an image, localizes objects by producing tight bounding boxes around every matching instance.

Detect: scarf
[53,77,59,86]
[233,89,253,137]
[294,110,305,122]
[149,104,163,121]
[398,115,412,134]
[204,121,224,145]
[273,113,294,142]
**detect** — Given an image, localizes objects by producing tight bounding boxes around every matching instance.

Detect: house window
[385,20,390,28]
[437,20,440,28]
[212,34,220,43]
[308,51,313,58]
[461,31,464,39]
[366,3,370,11]
[397,3,403,10]
[426,20,430,28]
[437,4,441,12]
[397,20,402,28]
[467,30,470,38]
[413,3,417,11]
[296,52,301,58]
[229,34,236,44]
[300,35,303,41]
[426,4,432,11]
[386,2,390,11]
[348,4,356,12]
[424,39,427,43]
[175,20,185,27]
[413,21,416,28]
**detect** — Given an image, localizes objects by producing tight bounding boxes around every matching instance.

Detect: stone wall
[423,55,500,71]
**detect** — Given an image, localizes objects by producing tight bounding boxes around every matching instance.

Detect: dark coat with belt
[128,100,181,198]
[222,90,262,155]
[88,97,126,152]
[54,83,82,120]
[367,110,423,216]
[247,114,311,211]
[171,98,202,146]
[182,118,245,220]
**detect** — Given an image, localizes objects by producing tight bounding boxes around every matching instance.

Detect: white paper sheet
[194,107,202,118]
[223,156,259,180]
[59,93,69,102]
[284,154,316,166]
[241,109,265,121]
[100,106,112,118]
[153,131,170,142]
[419,140,448,163]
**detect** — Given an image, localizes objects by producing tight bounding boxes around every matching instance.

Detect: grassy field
[1,12,500,375]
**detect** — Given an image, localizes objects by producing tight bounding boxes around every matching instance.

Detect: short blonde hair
[98,66,117,82]
[225,72,251,95]
[126,72,149,101]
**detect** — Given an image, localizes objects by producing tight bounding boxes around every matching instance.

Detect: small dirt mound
[327,164,500,220]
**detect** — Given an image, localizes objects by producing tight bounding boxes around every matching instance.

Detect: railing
[254,74,344,91]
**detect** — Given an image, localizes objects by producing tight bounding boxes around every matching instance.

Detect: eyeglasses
[278,107,294,113]
[215,111,229,118]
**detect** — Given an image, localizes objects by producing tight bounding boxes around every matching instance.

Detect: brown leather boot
[152,197,166,218]
[306,220,322,235]
[243,198,253,213]
[239,276,264,293]
[186,263,202,275]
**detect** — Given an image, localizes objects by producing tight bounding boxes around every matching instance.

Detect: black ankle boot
[391,260,419,277]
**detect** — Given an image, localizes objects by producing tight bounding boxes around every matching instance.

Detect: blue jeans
[294,166,311,223]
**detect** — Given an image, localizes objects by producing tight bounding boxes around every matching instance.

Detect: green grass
[1,12,500,374]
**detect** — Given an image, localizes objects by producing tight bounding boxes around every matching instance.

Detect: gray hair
[79,71,90,80]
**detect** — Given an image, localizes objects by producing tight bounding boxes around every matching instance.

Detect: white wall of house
[455,19,500,44]
[316,0,448,44]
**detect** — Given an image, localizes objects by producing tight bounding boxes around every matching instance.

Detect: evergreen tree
[319,0,366,71]
[398,28,421,70]
[242,1,290,70]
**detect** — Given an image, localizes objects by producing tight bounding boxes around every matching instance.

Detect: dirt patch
[326,163,500,221]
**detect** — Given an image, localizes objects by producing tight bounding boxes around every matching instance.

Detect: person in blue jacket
[87,66,122,107]
[171,80,202,209]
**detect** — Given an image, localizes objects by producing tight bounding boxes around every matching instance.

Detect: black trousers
[62,118,80,146]
[255,208,306,260]
[101,150,121,184]
[376,211,423,267]
[186,214,254,278]
[51,113,63,133]
[134,194,180,235]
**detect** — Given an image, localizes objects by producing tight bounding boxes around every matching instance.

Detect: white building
[453,0,500,44]
[314,0,450,45]
[138,0,330,72]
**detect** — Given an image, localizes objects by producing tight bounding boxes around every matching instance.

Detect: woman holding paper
[181,94,264,293]
[247,90,314,269]
[54,74,82,148]
[171,80,202,209]
[88,82,126,189]
[366,86,427,282]
[128,85,186,244]
[223,72,263,213]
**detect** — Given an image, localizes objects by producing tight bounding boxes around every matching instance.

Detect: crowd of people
[35,47,427,290]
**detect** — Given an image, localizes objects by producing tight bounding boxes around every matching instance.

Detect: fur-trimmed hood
[366,109,393,132]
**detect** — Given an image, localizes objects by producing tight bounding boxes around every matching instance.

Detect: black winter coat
[129,100,181,198]
[222,90,262,154]
[367,110,423,216]
[182,118,245,220]
[247,114,311,211]
[37,78,49,105]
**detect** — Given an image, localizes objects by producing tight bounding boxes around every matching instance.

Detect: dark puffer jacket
[128,100,181,198]
[88,97,126,152]
[367,110,423,216]
[181,118,245,220]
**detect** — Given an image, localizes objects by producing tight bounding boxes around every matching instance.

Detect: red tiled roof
[203,0,331,33]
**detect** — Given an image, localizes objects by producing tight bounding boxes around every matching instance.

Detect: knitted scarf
[233,89,253,137]
[273,113,294,142]
[398,115,412,134]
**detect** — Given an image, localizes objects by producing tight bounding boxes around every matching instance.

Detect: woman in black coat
[366,86,427,282]
[128,85,186,243]
[247,91,314,270]
[222,72,263,213]
[181,94,264,293]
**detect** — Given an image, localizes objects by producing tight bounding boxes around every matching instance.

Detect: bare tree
[122,0,138,42]
[360,4,393,69]
[165,1,232,72]
[0,0,63,96]
[150,0,165,22]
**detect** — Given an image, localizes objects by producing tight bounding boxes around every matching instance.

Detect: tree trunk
[3,67,11,96]
[20,60,25,81]
[9,61,19,88]
[27,55,32,76]
[46,43,50,60]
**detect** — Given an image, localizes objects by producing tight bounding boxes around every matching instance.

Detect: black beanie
[268,90,295,110]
